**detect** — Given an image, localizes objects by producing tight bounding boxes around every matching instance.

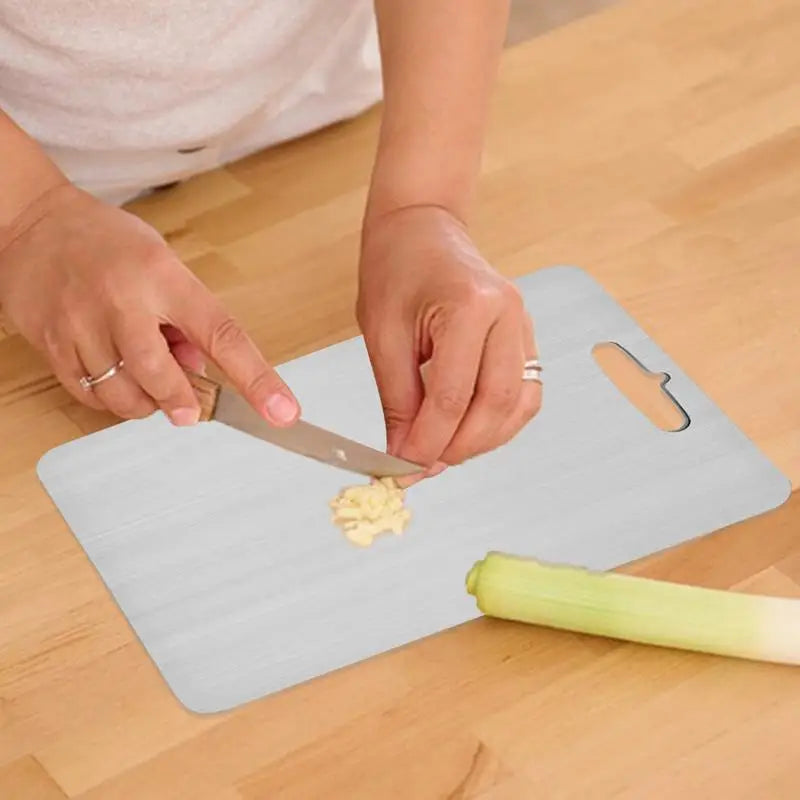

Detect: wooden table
[2,0,800,796]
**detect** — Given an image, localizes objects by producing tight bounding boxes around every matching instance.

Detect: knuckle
[208,314,247,356]
[483,384,518,413]
[500,282,524,310]
[433,387,471,418]
[139,239,174,274]
[105,292,132,316]
[128,345,165,377]
[459,284,503,320]
[61,301,91,334]
[94,269,133,307]
[241,369,283,405]
[382,405,414,429]
[457,281,487,308]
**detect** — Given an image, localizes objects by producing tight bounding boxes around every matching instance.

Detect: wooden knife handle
[185,371,221,421]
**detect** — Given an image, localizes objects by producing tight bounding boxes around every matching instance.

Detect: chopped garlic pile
[329,477,411,547]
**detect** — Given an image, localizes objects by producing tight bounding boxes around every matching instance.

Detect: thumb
[363,325,423,456]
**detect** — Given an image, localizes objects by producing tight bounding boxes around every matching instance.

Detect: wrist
[0,111,72,230]
[364,140,479,228]
[359,203,470,279]
[363,201,466,235]
[0,180,75,258]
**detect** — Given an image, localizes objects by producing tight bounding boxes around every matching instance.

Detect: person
[0,0,541,480]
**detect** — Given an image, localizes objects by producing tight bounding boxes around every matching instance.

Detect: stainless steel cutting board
[36,266,791,714]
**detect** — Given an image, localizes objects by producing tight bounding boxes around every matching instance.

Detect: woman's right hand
[0,184,300,427]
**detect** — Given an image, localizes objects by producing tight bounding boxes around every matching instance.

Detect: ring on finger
[79,358,125,391]
[522,358,542,383]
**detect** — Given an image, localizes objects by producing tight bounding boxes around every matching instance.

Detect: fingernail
[426,461,448,478]
[170,406,200,426]
[265,393,298,425]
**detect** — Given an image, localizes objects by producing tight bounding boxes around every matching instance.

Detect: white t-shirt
[0,1,383,204]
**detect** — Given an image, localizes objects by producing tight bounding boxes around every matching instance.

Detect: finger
[439,312,524,465]
[41,325,106,410]
[162,324,206,375]
[169,340,207,375]
[75,327,157,420]
[478,313,542,454]
[396,310,490,468]
[173,280,300,426]
[362,321,424,456]
[114,315,202,426]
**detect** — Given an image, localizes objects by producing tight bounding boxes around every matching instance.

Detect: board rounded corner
[765,469,794,512]
[173,692,232,717]
[35,444,65,485]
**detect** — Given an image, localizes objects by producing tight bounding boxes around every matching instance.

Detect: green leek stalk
[465,552,800,665]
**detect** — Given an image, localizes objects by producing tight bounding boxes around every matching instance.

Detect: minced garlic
[329,477,411,547]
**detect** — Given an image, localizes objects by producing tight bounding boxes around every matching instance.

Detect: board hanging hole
[591,342,690,432]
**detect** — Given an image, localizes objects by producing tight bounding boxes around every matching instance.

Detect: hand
[0,184,300,426]
[357,205,541,480]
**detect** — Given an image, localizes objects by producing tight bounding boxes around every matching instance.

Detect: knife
[186,371,423,479]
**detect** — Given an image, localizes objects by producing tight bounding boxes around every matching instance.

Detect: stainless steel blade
[213,388,422,478]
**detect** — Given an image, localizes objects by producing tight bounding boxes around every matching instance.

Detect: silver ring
[522,358,542,382]
[79,359,124,391]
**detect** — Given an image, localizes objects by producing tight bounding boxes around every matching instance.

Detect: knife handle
[185,371,221,421]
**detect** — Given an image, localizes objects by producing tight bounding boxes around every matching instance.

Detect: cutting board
[36,266,790,714]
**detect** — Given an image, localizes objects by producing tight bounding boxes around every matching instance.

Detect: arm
[0,110,299,428]
[0,111,68,233]
[357,1,541,477]
[366,0,510,224]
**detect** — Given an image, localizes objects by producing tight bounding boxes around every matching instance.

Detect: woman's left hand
[357,205,542,482]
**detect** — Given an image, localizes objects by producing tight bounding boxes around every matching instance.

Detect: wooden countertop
[2,0,800,796]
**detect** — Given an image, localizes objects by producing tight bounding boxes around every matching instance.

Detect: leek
[465,552,800,665]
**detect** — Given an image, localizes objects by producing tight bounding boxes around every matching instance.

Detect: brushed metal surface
[37,266,791,714]
[212,389,422,478]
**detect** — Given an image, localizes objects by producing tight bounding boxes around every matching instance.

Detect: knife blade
[187,371,423,478]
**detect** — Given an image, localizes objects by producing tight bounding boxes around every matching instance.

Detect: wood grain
[1,0,800,796]
[184,372,220,422]
[0,757,68,800]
